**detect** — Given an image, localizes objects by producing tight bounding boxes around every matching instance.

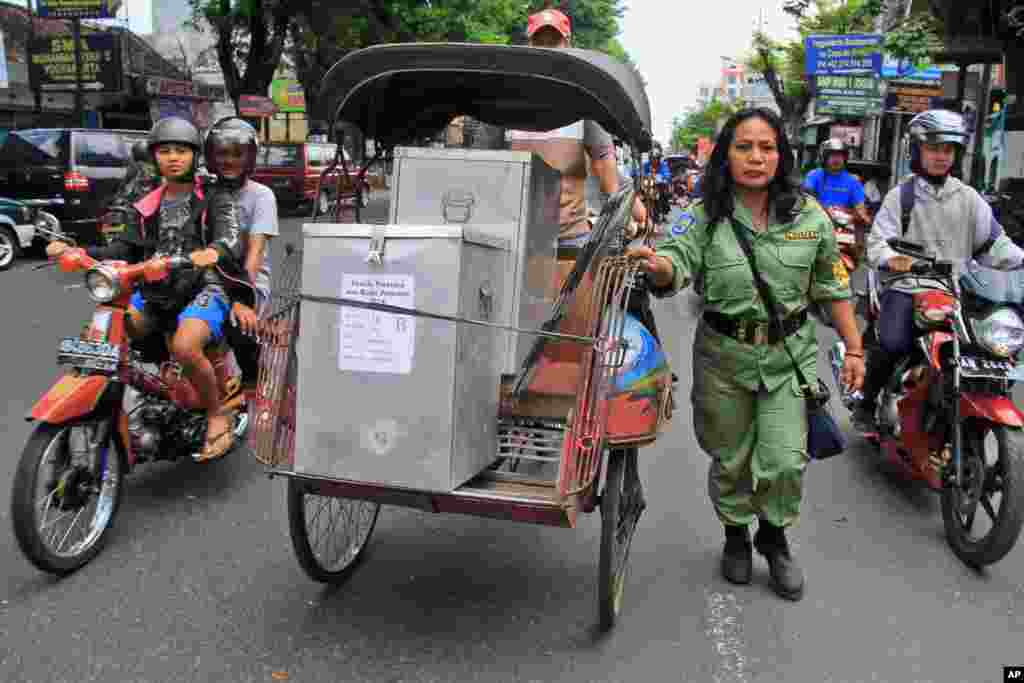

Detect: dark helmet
[148,116,201,154]
[147,117,200,181]
[651,141,663,157]
[204,116,259,185]
[131,140,151,164]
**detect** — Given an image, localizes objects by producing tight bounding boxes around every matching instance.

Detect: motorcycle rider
[635,142,672,220]
[803,138,872,229]
[47,116,247,461]
[853,109,1024,431]
[203,117,280,385]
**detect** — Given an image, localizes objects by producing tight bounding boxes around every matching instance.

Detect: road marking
[703,590,751,683]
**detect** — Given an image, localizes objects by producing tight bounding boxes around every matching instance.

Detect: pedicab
[248,42,674,631]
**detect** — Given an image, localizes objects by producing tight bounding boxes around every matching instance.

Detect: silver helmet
[819,137,847,159]
[907,109,969,148]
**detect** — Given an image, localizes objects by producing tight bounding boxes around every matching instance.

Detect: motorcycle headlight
[84,265,120,304]
[972,307,1024,358]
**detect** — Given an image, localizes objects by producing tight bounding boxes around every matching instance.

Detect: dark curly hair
[702,107,805,228]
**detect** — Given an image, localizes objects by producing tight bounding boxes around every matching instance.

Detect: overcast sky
[619,0,798,145]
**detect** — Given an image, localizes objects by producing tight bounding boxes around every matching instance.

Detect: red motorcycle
[825,205,862,273]
[11,248,249,575]
[831,238,1024,568]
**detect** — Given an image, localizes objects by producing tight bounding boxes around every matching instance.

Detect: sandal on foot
[193,411,238,463]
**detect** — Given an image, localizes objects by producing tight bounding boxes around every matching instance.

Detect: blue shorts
[130,287,230,343]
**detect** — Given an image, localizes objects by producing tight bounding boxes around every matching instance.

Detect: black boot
[753,521,804,601]
[721,524,752,585]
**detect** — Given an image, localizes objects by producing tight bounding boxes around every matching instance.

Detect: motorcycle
[12,248,249,575]
[810,206,864,328]
[825,205,862,273]
[831,238,1024,568]
[671,174,690,208]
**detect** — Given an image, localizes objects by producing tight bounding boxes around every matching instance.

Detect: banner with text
[814,74,883,117]
[36,0,121,19]
[805,34,883,76]
[29,32,122,92]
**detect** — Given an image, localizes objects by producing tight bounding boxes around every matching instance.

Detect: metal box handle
[442,189,475,224]
[478,284,494,320]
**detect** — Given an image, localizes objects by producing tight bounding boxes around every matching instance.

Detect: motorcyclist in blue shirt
[803,138,872,227]
[636,142,671,183]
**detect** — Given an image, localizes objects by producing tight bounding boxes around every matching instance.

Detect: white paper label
[338,274,416,374]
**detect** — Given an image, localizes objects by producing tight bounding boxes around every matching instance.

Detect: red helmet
[204,116,259,183]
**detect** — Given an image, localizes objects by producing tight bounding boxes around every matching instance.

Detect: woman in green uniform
[627,109,865,601]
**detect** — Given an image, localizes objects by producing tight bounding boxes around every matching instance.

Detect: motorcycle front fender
[960,393,1024,427]
[27,374,111,424]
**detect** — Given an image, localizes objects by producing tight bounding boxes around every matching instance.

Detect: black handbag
[728,217,846,460]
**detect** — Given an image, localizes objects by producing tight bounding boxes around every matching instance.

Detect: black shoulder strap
[900,179,916,236]
[727,216,813,396]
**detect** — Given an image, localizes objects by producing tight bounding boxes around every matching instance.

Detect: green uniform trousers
[691,356,809,528]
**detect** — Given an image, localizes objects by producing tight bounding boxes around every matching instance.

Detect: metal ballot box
[388,146,561,374]
[294,223,510,493]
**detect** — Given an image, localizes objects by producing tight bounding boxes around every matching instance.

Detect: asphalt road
[1,196,1022,683]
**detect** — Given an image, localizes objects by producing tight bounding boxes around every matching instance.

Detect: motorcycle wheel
[941,421,1024,568]
[11,417,123,575]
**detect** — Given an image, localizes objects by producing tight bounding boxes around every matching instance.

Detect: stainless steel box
[388,146,561,374]
[294,223,510,493]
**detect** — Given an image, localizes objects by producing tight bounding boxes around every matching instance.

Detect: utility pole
[29,0,42,117]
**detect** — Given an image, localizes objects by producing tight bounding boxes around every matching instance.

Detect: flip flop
[193,411,238,463]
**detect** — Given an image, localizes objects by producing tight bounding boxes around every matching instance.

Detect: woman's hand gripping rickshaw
[247,43,673,631]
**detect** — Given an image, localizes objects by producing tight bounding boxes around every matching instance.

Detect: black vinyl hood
[319,43,653,151]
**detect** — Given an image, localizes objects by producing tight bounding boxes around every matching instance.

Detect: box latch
[365,226,387,265]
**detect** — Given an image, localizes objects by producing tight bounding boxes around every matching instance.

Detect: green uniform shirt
[654,196,851,392]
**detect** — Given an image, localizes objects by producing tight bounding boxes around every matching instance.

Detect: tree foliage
[670,99,742,152]
[188,0,293,112]
[746,0,942,138]
[189,0,638,133]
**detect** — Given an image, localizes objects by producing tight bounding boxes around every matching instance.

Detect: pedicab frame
[250,42,670,631]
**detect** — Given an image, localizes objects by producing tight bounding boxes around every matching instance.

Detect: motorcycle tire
[11,417,124,575]
[941,421,1024,568]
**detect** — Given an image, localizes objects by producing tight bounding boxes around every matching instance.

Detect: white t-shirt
[235,179,279,313]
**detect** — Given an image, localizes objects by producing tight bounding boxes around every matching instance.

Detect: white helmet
[907,109,969,148]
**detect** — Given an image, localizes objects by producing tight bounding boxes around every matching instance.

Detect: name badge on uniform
[784,230,818,241]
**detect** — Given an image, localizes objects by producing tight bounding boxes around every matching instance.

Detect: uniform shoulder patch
[670,211,697,237]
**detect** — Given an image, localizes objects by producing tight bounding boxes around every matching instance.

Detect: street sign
[271,79,305,113]
[29,32,122,93]
[239,95,278,118]
[36,0,121,19]
[814,74,883,116]
[805,34,883,76]
[885,82,944,114]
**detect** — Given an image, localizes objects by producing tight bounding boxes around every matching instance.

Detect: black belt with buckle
[703,309,808,345]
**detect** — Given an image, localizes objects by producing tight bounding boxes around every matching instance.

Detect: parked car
[251,142,370,215]
[0,197,59,271]
[0,128,149,245]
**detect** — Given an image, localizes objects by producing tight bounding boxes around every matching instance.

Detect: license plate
[958,354,1016,379]
[57,337,120,372]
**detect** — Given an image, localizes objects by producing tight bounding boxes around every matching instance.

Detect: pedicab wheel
[286,477,380,584]
[598,447,643,631]
[940,422,1024,568]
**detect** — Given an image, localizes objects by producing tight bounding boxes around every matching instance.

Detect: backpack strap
[899,178,916,236]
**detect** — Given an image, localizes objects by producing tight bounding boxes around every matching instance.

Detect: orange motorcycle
[11,248,249,575]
